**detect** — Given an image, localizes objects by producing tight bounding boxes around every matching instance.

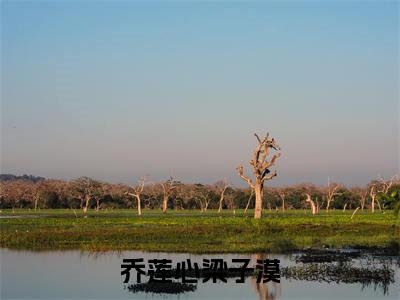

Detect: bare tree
[325,178,340,212]
[194,184,214,212]
[161,176,176,213]
[369,181,383,213]
[237,132,281,219]
[70,177,101,217]
[315,197,321,213]
[351,207,360,219]
[33,182,42,211]
[94,183,109,212]
[224,188,237,212]
[367,176,397,213]
[244,189,255,213]
[369,185,377,213]
[305,193,317,215]
[352,187,368,211]
[127,177,145,215]
[216,179,229,213]
[379,175,397,194]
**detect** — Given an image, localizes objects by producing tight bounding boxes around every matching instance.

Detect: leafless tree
[70,177,101,217]
[33,182,42,211]
[325,178,340,212]
[244,189,255,213]
[352,187,368,211]
[94,183,110,212]
[379,175,397,194]
[127,177,145,215]
[351,207,360,219]
[161,176,176,213]
[305,193,317,215]
[216,179,229,213]
[367,176,398,213]
[194,184,214,212]
[237,132,281,219]
[224,188,237,212]
[369,184,378,212]
[315,197,321,213]
[367,176,395,213]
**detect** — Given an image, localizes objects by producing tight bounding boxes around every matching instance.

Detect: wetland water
[1,249,399,299]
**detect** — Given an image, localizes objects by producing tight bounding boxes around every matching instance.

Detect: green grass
[0,209,399,253]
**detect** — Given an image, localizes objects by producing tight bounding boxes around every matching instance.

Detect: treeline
[0,174,45,183]
[0,175,399,212]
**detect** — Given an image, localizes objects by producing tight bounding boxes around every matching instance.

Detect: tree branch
[236,166,255,188]
[262,170,277,182]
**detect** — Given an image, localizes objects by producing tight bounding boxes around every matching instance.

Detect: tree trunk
[83,194,90,217]
[351,207,360,219]
[162,196,168,213]
[244,191,253,213]
[306,194,316,215]
[137,196,142,216]
[376,198,382,211]
[326,200,331,212]
[371,195,375,213]
[254,181,263,219]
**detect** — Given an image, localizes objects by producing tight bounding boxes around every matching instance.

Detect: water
[1,249,399,299]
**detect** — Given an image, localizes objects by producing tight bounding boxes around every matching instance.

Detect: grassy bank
[0,209,399,253]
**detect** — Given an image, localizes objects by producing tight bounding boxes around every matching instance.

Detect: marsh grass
[0,209,399,253]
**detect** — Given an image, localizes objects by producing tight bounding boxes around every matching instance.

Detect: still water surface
[1,249,399,299]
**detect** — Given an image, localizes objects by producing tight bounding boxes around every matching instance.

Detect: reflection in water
[251,253,281,300]
[122,251,397,298]
[126,282,197,294]
[250,277,281,300]
[284,250,398,296]
[2,249,398,299]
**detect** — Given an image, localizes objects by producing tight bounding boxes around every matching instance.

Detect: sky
[1,0,399,187]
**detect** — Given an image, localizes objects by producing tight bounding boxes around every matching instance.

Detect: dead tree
[161,177,176,213]
[351,207,360,219]
[217,179,229,213]
[315,197,321,213]
[127,177,145,216]
[369,183,384,212]
[325,179,340,212]
[353,187,368,211]
[305,193,317,215]
[71,177,101,218]
[370,185,377,213]
[237,132,281,219]
[379,175,397,194]
[244,190,255,213]
[368,176,397,213]
[194,184,213,212]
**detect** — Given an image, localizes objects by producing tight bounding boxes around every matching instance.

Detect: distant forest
[0,174,399,212]
[0,174,45,182]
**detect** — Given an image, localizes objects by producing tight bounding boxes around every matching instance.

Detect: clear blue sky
[1,1,398,186]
